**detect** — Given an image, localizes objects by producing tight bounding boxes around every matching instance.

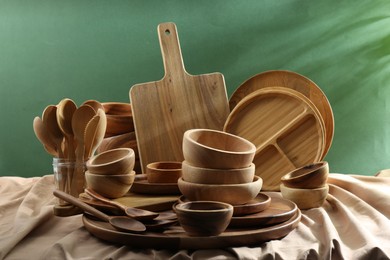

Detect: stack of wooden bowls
[280,161,329,209]
[85,148,136,198]
[97,102,141,173]
[178,128,263,205]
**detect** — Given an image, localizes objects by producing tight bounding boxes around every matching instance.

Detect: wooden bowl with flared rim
[146,161,182,183]
[181,160,255,184]
[182,129,256,169]
[97,131,138,156]
[101,102,134,137]
[178,176,262,205]
[86,148,135,175]
[173,201,233,236]
[280,161,329,189]
[85,171,135,199]
[280,183,329,210]
[102,102,132,115]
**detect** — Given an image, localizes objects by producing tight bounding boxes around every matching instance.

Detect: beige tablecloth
[0,173,389,259]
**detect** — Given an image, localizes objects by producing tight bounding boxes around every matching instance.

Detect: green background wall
[1,0,390,177]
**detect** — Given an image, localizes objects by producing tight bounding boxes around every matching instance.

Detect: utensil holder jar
[53,158,86,206]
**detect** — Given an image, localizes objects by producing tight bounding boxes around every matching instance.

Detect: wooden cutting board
[224,87,325,191]
[229,70,334,159]
[130,22,229,173]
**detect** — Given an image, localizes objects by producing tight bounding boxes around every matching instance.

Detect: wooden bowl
[183,129,256,169]
[85,171,135,198]
[102,102,134,137]
[173,201,233,236]
[178,176,262,205]
[280,183,329,209]
[146,161,182,183]
[281,161,329,189]
[97,132,138,156]
[86,148,135,175]
[182,160,255,184]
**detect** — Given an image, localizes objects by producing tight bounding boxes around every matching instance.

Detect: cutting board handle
[158,22,186,77]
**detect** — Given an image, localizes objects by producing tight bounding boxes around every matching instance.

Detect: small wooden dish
[130,174,181,195]
[280,183,329,210]
[179,193,271,216]
[281,161,329,189]
[182,129,256,169]
[146,161,182,183]
[178,176,263,205]
[181,161,255,184]
[86,148,135,175]
[173,201,233,236]
[85,171,135,199]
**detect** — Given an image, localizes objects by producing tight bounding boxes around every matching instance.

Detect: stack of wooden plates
[225,70,334,191]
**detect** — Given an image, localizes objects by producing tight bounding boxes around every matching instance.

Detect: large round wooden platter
[229,70,334,158]
[224,87,325,191]
[82,208,301,250]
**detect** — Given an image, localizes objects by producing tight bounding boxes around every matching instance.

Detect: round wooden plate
[224,87,325,191]
[129,174,181,195]
[229,196,297,228]
[229,70,334,159]
[82,208,301,249]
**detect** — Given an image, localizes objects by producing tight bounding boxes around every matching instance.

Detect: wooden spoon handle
[53,190,109,222]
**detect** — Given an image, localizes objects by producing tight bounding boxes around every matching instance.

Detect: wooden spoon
[53,190,146,233]
[42,105,65,158]
[33,116,58,157]
[86,109,107,158]
[85,188,159,221]
[56,98,77,159]
[84,115,100,160]
[82,100,104,113]
[72,105,96,162]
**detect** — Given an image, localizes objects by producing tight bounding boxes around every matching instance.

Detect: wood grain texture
[229,70,333,159]
[129,23,229,173]
[224,87,325,191]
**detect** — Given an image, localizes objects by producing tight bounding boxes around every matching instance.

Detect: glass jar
[53,158,86,206]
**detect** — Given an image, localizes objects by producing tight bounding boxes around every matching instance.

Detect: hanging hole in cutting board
[165,29,171,35]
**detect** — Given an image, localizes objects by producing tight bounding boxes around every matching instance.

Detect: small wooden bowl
[85,171,135,198]
[281,161,329,189]
[280,183,329,209]
[86,148,135,175]
[102,102,134,137]
[182,161,255,184]
[146,161,182,183]
[173,201,233,236]
[182,129,256,169]
[178,176,262,205]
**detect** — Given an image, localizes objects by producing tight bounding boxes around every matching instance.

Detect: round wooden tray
[224,87,325,191]
[229,70,334,159]
[82,208,301,249]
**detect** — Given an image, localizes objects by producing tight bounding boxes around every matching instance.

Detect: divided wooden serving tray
[229,70,334,159]
[224,87,325,191]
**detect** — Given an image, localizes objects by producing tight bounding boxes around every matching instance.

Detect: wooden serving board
[229,70,334,159]
[224,87,325,191]
[82,209,301,249]
[130,22,229,173]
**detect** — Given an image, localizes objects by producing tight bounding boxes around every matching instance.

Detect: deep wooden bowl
[181,160,255,184]
[146,161,182,183]
[280,183,329,209]
[97,132,138,156]
[86,148,135,175]
[85,171,135,198]
[178,176,262,205]
[102,102,134,138]
[182,129,256,169]
[280,161,329,189]
[173,201,233,236]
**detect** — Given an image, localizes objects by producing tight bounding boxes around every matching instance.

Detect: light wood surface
[129,22,229,173]
[224,87,325,191]
[229,70,334,159]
